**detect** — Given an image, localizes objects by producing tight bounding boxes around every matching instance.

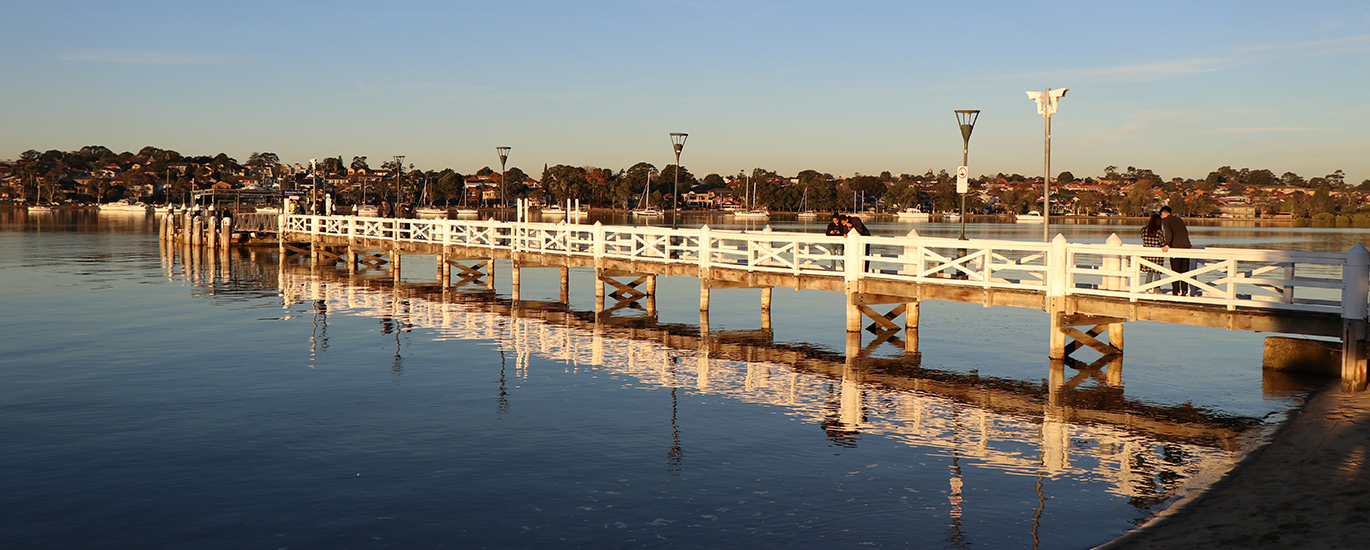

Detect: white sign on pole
[956,166,969,194]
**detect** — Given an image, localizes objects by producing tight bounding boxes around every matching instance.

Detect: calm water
[2,209,1361,549]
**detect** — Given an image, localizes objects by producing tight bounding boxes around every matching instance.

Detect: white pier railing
[281,214,1370,319]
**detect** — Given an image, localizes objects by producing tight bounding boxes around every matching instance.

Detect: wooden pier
[164,208,1370,390]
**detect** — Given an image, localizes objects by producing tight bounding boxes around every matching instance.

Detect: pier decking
[159,209,1370,389]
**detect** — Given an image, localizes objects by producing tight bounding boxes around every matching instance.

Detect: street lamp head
[1026,88,1067,117]
[954,109,980,143]
[669,132,688,154]
[496,146,511,163]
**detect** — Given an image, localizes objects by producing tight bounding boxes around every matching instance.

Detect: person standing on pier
[826,213,846,269]
[1140,212,1164,291]
[1159,205,1193,296]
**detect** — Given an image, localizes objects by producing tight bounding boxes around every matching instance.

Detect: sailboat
[730,173,768,220]
[631,172,662,218]
[797,189,819,220]
[454,181,479,217]
[415,176,449,218]
[27,177,56,213]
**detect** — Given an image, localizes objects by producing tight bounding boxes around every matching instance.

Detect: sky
[3,1,1368,184]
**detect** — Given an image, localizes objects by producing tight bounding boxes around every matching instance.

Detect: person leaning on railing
[1140,212,1164,292]
[1159,205,1194,296]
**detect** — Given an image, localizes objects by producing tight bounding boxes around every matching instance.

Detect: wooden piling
[220,215,232,249]
[559,266,569,303]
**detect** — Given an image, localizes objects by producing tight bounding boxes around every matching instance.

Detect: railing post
[698,225,711,271]
[592,221,604,259]
[1342,244,1369,320]
[1047,234,1068,308]
[1103,233,1122,291]
[844,229,862,333]
[844,230,861,283]
[1341,244,1369,387]
[898,229,920,277]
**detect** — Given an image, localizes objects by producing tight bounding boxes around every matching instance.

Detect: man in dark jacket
[843,215,871,236]
[1159,205,1193,296]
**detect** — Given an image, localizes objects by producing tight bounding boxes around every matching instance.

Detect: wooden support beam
[859,305,903,331]
[1062,325,1122,357]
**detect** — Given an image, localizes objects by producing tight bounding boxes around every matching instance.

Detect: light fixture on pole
[669,133,687,230]
[1026,88,1067,242]
[496,146,511,211]
[954,109,979,241]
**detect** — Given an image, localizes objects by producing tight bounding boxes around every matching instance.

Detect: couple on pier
[1140,206,1195,296]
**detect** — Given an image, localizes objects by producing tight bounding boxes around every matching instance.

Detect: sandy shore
[1098,382,1370,549]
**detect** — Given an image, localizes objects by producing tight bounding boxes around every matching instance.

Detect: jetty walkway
[160,207,1370,389]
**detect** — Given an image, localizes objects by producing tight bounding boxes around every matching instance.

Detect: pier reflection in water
[144,237,1311,548]
[2,209,1334,549]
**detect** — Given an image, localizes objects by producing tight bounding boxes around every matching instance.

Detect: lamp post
[669,133,687,229]
[496,146,511,212]
[393,155,405,217]
[1026,88,1067,242]
[954,109,979,241]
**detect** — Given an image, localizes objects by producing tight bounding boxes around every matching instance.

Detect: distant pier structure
[174,202,1370,390]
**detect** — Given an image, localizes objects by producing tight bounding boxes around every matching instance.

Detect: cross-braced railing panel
[400,220,440,243]
[515,224,572,254]
[703,230,842,273]
[859,236,1051,290]
[1066,244,1347,313]
[601,227,672,261]
[449,222,500,248]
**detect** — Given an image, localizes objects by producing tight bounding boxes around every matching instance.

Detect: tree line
[4,146,1365,221]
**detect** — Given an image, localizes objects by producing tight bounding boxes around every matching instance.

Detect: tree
[247,152,280,166]
[620,162,658,206]
[930,170,958,212]
[1056,171,1075,184]
[1326,170,1346,189]
[351,156,369,171]
[848,174,886,200]
[434,170,465,206]
[659,164,698,201]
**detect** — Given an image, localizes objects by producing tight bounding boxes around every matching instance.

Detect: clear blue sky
[3,1,1367,184]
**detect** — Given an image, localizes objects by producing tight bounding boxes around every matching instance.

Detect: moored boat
[897,207,931,221]
[731,208,769,220]
[99,200,152,214]
[415,207,449,219]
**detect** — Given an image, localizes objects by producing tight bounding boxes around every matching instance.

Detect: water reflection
[157,242,1294,517]
[7,209,1346,548]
